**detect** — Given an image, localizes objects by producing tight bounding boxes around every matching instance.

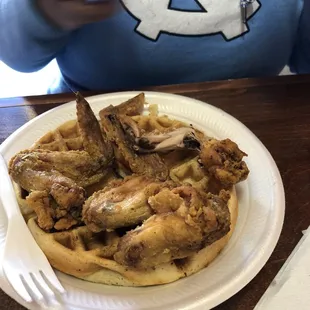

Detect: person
[0,0,309,93]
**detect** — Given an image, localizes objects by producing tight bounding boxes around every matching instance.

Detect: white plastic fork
[0,154,66,305]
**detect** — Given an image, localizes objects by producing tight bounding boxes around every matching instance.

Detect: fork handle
[0,154,20,219]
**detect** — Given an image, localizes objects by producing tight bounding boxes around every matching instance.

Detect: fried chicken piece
[199,139,249,187]
[54,217,78,231]
[99,93,145,118]
[149,187,230,245]
[9,162,85,209]
[9,152,89,230]
[76,92,113,164]
[114,187,231,269]
[101,114,168,181]
[11,164,85,231]
[114,213,203,268]
[147,188,184,214]
[26,191,55,231]
[50,182,85,210]
[83,175,176,232]
[83,176,153,232]
[26,191,80,231]
[10,150,107,188]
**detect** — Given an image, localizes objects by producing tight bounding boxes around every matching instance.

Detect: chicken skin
[76,92,113,164]
[10,150,108,188]
[114,187,231,269]
[26,191,80,231]
[199,138,249,187]
[82,175,177,232]
[99,92,145,118]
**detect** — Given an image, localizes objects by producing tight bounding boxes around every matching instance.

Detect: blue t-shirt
[0,0,309,93]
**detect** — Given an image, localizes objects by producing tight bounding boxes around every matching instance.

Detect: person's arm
[0,0,116,73]
[0,0,70,73]
[289,0,310,74]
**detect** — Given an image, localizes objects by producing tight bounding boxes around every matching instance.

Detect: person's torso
[56,0,304,91]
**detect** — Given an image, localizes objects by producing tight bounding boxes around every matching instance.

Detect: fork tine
[32,272,55,298]
[3,269,32,303]
[40,270,66,294]
[21,273,44,302]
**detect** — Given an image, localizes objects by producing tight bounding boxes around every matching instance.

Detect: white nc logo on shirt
[121,0,261,41]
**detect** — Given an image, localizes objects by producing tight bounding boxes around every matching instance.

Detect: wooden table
[1,74,310,310]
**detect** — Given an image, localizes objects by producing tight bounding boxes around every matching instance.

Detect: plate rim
[0,91,285,310]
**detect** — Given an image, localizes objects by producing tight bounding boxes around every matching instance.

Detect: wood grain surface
[1,74,310,310]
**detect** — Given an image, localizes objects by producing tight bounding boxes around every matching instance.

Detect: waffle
[132,114,186,134]
[32,120,83,152]
[169,156,210,192]
[27,187,237,286]
[10,93,243,286]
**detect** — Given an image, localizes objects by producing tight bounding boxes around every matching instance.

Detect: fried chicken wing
[199,139,249,187]
[114,187,231,269]
[114,213,203,268]
[8,94,113,231]
[9,158,85,208]
[99,93,145,118]
[10,150,107,188]
[76,92,113,164]
[83,176,153,232]
[101,114,168,181]
[83,175,177,232]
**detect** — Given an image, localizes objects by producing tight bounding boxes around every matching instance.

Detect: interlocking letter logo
[121,0,261,41]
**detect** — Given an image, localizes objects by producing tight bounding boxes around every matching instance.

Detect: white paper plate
[0,92,285,310]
